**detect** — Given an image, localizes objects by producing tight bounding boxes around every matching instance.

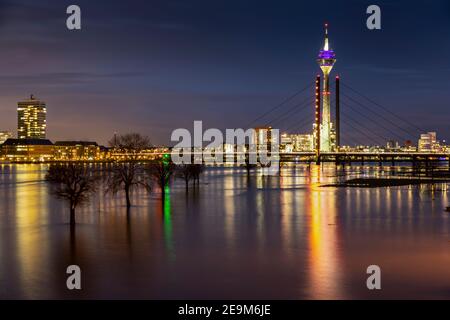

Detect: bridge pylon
[314,75,321,164]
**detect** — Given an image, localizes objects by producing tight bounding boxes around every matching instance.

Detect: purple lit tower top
[317,23,336,66]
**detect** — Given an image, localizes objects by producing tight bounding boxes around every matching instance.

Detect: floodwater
[0,163,449,299]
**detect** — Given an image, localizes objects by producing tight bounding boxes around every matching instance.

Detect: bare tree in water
[243,156,257,176]
[190,164,204,187]
[106,133,151,210]
[146,157,175,200]
[46,163,97,227]
[176,163,204,192]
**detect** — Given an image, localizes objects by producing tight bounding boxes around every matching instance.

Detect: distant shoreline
[325,177,450,188]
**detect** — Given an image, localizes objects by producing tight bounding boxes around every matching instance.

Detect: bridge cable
[284,111,314,133]
[340,82,423,136]
[244,81,313,128]
[340,116,384,146]
[340,92,419,139]
[341,81,425,133]
[340,99,410,142]
[266,96,314,128]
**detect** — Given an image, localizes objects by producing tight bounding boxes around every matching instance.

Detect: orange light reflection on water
[307,165,345,299]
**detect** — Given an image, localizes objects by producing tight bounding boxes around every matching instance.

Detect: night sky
[0,0,449,146]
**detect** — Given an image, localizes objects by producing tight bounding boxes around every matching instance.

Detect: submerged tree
[46,163,97,226]
[146,156,175,200]
[106,163,151,209]
[175,163,204,191]
[190,164,204,187]
[176,164,193,192]
[106,133,151,210]
[243,158,257,176]
[242,149,257,176]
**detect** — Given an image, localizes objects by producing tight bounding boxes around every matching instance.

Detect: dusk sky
[0,0,449,146]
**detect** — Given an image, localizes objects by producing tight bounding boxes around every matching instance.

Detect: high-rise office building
[17,95,47,139]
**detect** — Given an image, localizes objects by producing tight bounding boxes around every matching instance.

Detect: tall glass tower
[17,95,47,139]
[317,23,336,152]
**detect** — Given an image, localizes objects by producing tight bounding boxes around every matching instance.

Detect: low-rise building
[1,138,53,162]
[418,132,441,152]
[0,131,13,145]
[280,133,314,152]
[253,127,273,150]
[54,141,101,161]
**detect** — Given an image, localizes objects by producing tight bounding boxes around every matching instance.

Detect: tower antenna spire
[324,22,329,51]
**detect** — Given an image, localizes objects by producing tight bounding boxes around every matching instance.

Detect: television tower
[317,23,336,152]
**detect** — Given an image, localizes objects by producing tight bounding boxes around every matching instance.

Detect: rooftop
[1,138,53,146]
[54,141,98,146]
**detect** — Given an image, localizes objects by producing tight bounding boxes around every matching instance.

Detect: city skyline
[0,0,449,146]
[1,1,450,303]
[3,89,448,152]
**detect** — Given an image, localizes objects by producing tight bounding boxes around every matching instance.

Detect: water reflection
[13,165,50,299]
[163,186,175,262]
[0,164,449,299]
[307,165,343,299]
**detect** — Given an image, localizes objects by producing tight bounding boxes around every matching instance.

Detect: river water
[0,164,449,299]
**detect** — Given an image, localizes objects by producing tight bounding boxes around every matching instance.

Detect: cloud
[0,72,146,87]
[346,64,424,76]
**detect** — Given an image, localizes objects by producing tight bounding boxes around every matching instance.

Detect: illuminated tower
[17,95,47,139]
[317,23,336,152]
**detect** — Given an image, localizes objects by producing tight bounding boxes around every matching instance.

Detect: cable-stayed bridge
[240,77,449,166]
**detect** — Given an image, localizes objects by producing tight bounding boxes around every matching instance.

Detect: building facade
[418,132,439,152]
[1,138,53,161]
[253,127,273,148]
[281,133,314,152]
[17,95,47,139]
[53,141,101,161]
[0,131,12,145]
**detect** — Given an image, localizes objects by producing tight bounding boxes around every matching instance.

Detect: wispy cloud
[346,64,425,76]
[0,72,146,87]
